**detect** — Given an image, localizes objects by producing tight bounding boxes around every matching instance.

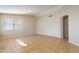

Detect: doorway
[62,15,69,40]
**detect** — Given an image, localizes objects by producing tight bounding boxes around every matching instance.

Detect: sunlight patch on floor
[16,39,27,46]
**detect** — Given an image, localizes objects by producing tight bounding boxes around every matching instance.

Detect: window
[14,20,22,30]
[4,19,14,30]
[4,17,22,31]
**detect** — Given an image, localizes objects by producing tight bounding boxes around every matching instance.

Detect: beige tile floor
[0,34,79,53]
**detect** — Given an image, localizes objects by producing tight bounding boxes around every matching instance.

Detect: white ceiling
[0,5,64,17]
[0,5,56,16]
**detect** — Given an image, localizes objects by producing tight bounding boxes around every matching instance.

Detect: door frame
[60,15,69,40]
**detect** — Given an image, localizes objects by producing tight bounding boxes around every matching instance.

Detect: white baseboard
[69,40,79,47]
[37,33,61,39]
[0,33,35,39]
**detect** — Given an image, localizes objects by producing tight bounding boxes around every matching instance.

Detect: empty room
[0,5,79,53]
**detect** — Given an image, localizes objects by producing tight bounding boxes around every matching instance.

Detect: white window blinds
[3,16,22,31]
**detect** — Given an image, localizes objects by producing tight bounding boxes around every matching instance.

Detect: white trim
[0,33,35,39]
[37,33,61,39]
[69,40,79,47]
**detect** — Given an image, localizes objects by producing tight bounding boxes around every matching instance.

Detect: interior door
[63,16,69,40]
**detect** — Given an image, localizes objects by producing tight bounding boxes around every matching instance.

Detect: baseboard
[0,33,35,39]
[69,40,79,47]
[37,33,61,39]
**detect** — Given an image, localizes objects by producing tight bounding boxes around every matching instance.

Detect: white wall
[36,6,79,46]
[36,13,61,37]
[0,14,36,38]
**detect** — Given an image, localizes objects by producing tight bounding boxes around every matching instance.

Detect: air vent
[49,15,53,17]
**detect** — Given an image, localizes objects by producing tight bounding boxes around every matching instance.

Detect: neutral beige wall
[0,14,36,38]
[36,13,60,37]
[0,14,1,37]
[36,6,79,46]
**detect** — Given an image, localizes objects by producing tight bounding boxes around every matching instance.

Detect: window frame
[3,17,22,31]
